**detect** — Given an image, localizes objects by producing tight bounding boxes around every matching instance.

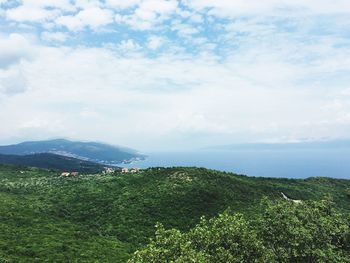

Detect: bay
[123,149,350,179]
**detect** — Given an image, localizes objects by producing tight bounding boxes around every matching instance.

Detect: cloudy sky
[0,0,350,151]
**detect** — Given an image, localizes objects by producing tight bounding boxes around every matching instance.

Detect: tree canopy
[129,199,350,263]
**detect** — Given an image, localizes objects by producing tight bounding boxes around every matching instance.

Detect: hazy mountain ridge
[0,139,145,165]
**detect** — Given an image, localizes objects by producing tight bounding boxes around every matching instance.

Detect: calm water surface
[124,150,350,179]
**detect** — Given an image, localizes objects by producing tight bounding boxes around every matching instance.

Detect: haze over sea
[125,149,349,179]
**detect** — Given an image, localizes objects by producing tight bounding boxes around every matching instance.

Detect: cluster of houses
[103,167,141,174]
[60,172,79,177]
[121,167,140,173]
[102,167,116,174]
[60,167,141,177]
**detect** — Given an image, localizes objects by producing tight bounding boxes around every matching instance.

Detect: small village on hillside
[60,167,141,177]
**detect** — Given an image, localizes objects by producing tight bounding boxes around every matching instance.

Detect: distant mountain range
[0,139,145,165]
[206,139,350,151]
[0,153,110,173]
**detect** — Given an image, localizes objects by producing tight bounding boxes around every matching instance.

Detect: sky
[0,0,350,151]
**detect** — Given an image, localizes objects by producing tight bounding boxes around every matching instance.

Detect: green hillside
[0,153,113,173]
[0,165,349,262]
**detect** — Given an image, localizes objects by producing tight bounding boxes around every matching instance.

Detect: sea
[123,149,350,179]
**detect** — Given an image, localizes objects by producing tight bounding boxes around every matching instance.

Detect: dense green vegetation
[130,199,350,262]
[0,165,349,262]
[0,153,113,173]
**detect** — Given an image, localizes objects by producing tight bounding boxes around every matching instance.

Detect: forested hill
[0,165,349,262]
[0,139,144,164]
[0,153,111,173]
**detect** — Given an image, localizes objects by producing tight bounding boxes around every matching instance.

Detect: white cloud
[57,7,114,31]
[147,36,164,49]
[74,0,102,9]
[41,31,69,42]
[56,16,82,31]
[115,0,178,30]
[0,67,27,95]
[5,0,75,23]
[106,0,141,9]
[0,33,349,150]
[171,20,200,37]
[0,33,34,69]
[183,0,350,17]
[6,5,60,22]
[2,0,350,33]
[139,0,178,14]
[20,0,75,11]
[1,1,350,149]
[189,13,203,23]
[116,39,141,51]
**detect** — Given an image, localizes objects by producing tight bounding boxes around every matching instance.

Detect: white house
[121,167,129,173]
